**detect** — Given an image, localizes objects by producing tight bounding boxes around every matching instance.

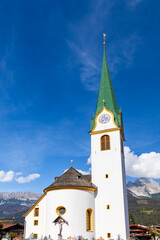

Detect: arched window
[101,135,110,151]
[86,208,93,231]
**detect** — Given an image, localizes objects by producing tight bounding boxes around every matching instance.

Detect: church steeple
[90,38,129,240]
[91,44,122,131]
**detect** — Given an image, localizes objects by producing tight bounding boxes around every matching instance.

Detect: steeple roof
[91,46,122,131]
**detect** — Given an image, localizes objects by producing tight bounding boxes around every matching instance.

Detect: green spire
[91,46,122,131]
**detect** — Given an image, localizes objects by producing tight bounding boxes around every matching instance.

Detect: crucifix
[53,216,68,238]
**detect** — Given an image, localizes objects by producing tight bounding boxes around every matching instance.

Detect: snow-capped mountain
[127,178,160,198]
[0,178,160,220]
[0,192,42,217]
[0,192,42,201]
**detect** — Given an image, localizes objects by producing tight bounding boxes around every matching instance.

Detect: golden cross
[71,160,73,166]
[103,33,106,45]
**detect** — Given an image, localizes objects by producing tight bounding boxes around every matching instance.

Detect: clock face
[99,114,110,124]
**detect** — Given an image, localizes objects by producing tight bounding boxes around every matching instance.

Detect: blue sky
[0,0,160,192]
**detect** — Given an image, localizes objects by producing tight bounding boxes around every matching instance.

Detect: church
[24,38,130,240]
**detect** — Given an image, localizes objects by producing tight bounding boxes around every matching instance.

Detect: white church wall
[24,194,47,239]
[121,148,130,238]
[91,128,129,240]
[46,189,95,240]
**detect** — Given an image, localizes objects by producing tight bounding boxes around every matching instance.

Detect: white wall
[25,194,47,239]
[25,189,95,240]
[46,189,95,240]
[91,108,129,240]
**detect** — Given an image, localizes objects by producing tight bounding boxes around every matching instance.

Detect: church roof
[44,167,97,192]
[90,46,122,131]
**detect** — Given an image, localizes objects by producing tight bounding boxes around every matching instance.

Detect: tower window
[101,135,110,151]
[105,174,109,178]
[34,220,38,226]
[106,205,110,209]
[107,233,111,238]
[33,234,38,239]
[86,208,93,231]
[34,208,39,217]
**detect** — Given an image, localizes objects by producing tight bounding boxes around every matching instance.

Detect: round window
[56,206,66,215]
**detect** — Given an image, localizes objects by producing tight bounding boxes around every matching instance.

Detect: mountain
[0,192,42,223]
[0,192,42,201]
[0,178,160,225]
[127,178,160,199]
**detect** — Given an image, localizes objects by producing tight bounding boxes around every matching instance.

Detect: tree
[0,222,3,238]
[129,213,135,224]
[9,232,18,240]
[149,229,157,240]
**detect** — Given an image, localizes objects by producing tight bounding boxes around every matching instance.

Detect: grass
[141,210,153,214]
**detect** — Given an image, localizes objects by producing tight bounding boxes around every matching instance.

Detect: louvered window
[86,210,90,231]
[101,135,110,151]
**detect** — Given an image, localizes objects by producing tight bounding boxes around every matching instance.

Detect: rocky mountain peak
[127,178,160,198]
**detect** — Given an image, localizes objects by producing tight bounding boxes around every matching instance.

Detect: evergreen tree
[0,222,3,238]
[129,213,135,224]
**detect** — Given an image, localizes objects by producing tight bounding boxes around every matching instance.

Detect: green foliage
[129,213,135,224]
[141,210,153,214]
[128,198,160,225]
[0,222,3,230]
[9,232,18,238]
[0,221,3,237]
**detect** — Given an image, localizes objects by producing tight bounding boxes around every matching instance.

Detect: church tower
[90,38,129,240]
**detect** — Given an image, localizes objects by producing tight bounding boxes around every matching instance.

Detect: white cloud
[16,173,40,184]
[67,41,100,91]
[107,34,142,76]
[67,1,115,92]
[68,34,141,91]
[63,168,90,175]
[124,146,160,178]
[16,172,22,176]
[126,0,144,8]
[0,171,14,182]
[67,0,142,92]
[76,169,90,175]
[87,155,92,165]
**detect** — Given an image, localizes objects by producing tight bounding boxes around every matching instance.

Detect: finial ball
[103,33,106,45]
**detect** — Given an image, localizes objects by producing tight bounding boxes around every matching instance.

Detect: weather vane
[103,33,106,45]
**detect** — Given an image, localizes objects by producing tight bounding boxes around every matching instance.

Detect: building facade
[24,44,129,240]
